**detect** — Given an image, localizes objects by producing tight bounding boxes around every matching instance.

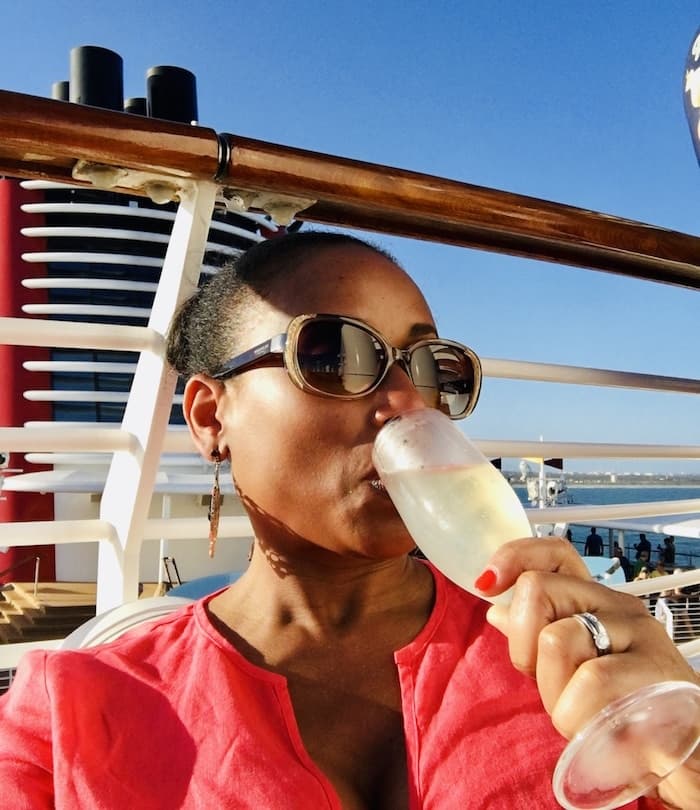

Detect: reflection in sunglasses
[213,313,481,420]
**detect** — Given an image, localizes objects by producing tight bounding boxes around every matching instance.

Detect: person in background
[634,549,652,578]
[634,532,652,560]
[634,564,652,613]
[648,560,668,612]
[584,526,604,556]
[613,542,633,581]
[662,536,676,566]
[0,232,697,809]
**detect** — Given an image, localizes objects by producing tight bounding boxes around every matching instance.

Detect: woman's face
[214,244,440,561]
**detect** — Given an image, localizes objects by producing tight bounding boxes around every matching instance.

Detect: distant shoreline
[572,484,700,489]
[512,483,700,489]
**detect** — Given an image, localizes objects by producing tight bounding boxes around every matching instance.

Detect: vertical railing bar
[32,556,39,599]
[95,180,218,613]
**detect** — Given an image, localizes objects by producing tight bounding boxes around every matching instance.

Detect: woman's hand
[477,537,700,808]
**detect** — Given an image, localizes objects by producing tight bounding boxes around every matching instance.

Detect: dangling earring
[208,449,221,558]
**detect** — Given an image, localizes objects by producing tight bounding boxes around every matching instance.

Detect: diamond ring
[573,611,612,656]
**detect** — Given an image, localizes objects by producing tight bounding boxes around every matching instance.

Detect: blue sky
[2,2,699,473]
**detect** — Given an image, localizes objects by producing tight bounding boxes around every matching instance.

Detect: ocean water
[512,485,700,568]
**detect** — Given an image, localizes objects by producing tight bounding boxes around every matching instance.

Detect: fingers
[492,586,696,741]
[474,536,590,600]
[536,609,656,728]
[481,541,700,742]
[549,648,672,739]
[485,569,646,681]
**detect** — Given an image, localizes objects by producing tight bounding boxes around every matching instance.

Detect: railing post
[33,556,39,598]
[96,180,217,614]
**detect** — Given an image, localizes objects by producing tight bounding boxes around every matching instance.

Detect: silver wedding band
[573,611,612,656]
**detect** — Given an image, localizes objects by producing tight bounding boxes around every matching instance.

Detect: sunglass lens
[408,345,441,409]
[296,320,385,395]
[427,344,475,418]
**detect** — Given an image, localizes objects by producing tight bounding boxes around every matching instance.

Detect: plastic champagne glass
[372,408,700,810]
[372,407,531,605]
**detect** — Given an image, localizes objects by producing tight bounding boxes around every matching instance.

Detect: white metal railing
[0,426,138,452]
[92,181,218,612]
[23,278,158,292]
[0,519,118,547]
[630,575,700,647]
[0,317,162,351]
[23,361,139,373]
[0,515,252,548]
[0,668,14,692]
[482,357,700,396]
[22,227,244,257]
[525,497,700,526]
[479,439,700,461]
[20,180,274,239]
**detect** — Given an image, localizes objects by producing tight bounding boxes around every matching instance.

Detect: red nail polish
[474,568,498,592]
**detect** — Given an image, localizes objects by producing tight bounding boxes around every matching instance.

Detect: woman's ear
[182,375,230,461]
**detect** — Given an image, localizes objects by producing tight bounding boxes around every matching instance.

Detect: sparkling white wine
[382,463,531,600]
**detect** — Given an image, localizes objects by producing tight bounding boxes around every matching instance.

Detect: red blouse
[0,567,656,809]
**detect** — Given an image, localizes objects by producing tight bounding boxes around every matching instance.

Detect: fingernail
[474,568,498,592]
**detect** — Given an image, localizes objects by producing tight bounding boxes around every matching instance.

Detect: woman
[0,232,698,808]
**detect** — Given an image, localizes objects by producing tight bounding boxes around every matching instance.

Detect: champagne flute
[372,407,530,604]
[372,408,700,810]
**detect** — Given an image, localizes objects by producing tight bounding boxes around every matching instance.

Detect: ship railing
[0,667,15,694]
[651,594,700,644]
[0,555,40,598]
[0,87,698,667]
[618,575,700,655]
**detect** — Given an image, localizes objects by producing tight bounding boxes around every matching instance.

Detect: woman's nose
[373,364,430,425]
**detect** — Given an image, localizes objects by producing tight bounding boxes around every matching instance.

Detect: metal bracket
[218,187,316,226]
[72,161,316,223]
[72,160,191,205]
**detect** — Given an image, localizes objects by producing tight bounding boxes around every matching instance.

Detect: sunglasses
[212,314,481,419]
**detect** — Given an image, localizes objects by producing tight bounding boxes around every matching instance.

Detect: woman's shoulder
[24,598,201,686]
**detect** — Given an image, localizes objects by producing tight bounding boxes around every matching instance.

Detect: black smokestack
[124,97,147,116]
[69,45,124,111]
[146,66,198,123]
[51,80,69,101]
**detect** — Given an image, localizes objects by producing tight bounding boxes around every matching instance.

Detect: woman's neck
[208,546,433,644]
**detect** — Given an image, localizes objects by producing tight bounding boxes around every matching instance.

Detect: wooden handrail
[220,133,700,288]
[0,88,698,289]
[0,89,218,183]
